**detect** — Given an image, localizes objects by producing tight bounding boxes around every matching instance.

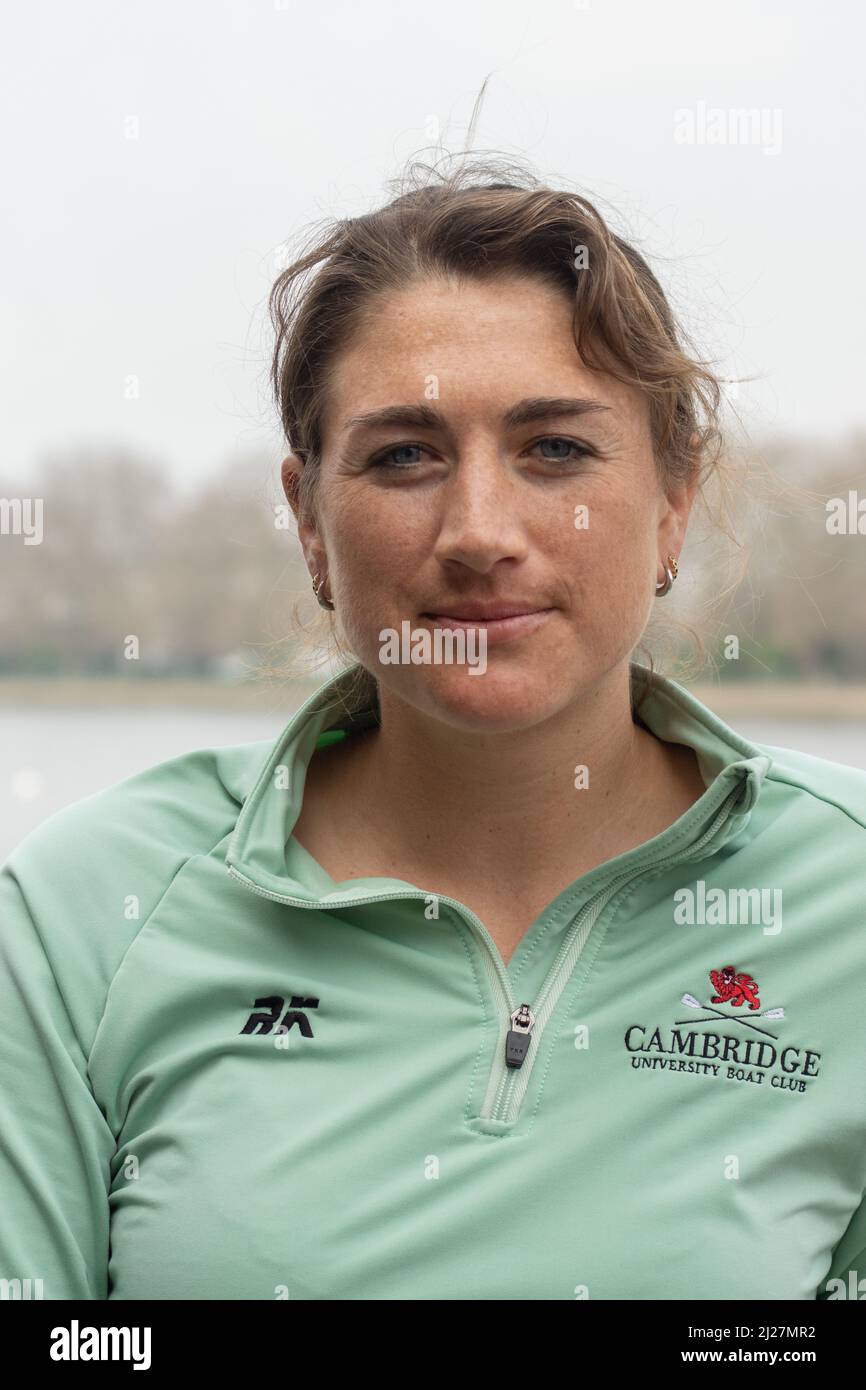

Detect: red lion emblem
[710,964,761,1011]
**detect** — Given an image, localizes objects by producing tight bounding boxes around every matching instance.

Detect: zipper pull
[505,1003,536,1069]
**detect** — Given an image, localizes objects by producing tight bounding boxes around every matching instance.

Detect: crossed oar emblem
[676,993,785,1038]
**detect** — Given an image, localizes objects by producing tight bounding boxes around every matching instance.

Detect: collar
[224,661,773,908]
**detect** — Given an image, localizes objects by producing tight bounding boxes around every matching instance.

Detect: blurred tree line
[0,433,864,680]
[690,430,866,681]
[0,447,310,678]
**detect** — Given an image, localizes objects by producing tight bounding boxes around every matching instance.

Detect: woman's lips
[419,609,555,643]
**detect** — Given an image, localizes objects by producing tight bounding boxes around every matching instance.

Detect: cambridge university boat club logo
[623,964,822,1093]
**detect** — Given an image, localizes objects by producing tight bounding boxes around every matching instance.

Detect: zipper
[505,1004,535,1068]
[485,783,743,1122]
[227,780,743,1126]
[225,860,521,1115]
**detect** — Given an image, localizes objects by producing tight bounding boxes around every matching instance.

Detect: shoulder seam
[85,829,233,1077]
[765,768,866,835]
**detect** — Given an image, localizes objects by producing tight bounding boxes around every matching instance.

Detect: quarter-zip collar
[225,661,773,908]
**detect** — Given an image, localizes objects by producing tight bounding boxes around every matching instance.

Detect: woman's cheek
[335,573,402,669]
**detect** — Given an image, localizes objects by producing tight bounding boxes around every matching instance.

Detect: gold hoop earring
[655,554,679,597]
[312,572,335,611]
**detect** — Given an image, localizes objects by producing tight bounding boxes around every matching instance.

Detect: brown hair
[265,150,758,714]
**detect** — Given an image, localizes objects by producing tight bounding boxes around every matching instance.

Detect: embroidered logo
[623,965,822,1092]
[678,965,785,1039]
[240,994,319,1038]
[710,963,762,1009]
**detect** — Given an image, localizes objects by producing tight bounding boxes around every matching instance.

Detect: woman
[2,158,864,1302]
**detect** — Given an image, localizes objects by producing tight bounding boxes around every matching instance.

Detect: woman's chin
[387,662,573,733]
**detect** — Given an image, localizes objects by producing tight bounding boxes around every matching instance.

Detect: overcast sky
[2,0,864,488]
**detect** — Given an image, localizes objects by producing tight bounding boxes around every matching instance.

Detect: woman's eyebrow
[341,396,614,436]
[504,396,614,428]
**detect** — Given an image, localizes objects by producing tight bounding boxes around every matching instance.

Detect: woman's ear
[280,453,327,580]
[281,454,304,517]
[281,453,317,545]
[657,432,703,560]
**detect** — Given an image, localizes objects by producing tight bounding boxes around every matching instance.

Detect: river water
[2,707,866,862]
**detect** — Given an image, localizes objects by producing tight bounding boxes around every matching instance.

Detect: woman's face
[285,272,698,732]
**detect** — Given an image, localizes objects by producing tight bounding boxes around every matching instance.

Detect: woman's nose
[432,455,528,570]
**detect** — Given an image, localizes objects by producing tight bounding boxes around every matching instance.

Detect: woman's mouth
[418,608,555,643]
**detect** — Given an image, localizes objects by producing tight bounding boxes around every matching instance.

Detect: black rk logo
[239,994,320,1037]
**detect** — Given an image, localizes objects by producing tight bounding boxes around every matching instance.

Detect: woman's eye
[530,436,592,463]
[370,443,430,469]
[368,437,593,470]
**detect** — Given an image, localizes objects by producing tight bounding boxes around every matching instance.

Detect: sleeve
[0,744,245,1302]
[816,1189,866,1299]
[0,856,115,1300]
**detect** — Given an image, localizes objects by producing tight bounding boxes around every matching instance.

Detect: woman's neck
[296,670,707,892]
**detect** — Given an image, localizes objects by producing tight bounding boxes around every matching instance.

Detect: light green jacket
[2,662,865,1300]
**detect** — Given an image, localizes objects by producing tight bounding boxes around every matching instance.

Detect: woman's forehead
[321,281,649,446]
